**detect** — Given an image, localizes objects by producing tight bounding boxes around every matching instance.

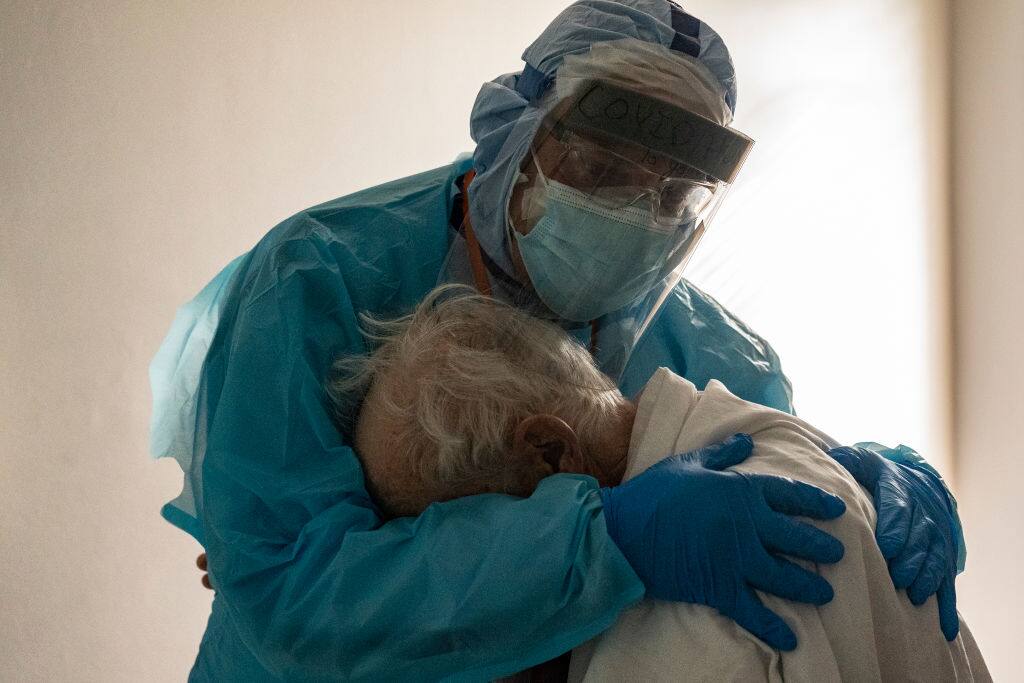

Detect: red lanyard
[459,171,492,297]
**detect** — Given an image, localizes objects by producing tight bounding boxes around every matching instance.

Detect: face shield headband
[508,78,752,325]
[560,79,753,184]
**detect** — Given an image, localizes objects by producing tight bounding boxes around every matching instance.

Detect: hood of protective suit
[467,0,739,278]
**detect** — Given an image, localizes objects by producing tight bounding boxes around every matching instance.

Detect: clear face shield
[508,77,753,348]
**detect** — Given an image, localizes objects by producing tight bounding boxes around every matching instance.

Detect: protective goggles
[531,124,719,227]
[530,79,753,225]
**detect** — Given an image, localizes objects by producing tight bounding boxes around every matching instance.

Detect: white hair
[327,285,624,516]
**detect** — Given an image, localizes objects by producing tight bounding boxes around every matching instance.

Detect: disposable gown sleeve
[199,237,644,682]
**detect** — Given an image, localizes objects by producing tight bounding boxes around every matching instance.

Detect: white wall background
[3,0,1015,680]
[685,0,951,473]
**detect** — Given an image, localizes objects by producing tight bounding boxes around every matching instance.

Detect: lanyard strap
[458,172,599,356]
[458,171,492,297]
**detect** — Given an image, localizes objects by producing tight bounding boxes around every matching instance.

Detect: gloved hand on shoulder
[829,444,961,641]
[600,433,846,651]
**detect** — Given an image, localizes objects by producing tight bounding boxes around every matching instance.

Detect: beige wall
[0,0,1003,680]
[951,1,1024,680]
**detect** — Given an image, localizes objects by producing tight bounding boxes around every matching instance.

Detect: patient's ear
[511,414,584,478]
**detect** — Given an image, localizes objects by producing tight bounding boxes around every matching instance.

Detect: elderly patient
[328,285,989,682]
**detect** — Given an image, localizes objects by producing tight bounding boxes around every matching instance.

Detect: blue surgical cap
[467,0,737,276]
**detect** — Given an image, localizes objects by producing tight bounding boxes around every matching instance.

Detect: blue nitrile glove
[828,445,960,641]
[599,434,847,651]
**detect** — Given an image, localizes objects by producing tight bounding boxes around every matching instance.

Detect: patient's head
[327,286,635,518]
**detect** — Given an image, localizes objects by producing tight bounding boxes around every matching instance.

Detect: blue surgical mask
[513,178,675,322]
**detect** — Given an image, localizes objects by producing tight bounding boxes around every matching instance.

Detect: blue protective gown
[156,157,796,681]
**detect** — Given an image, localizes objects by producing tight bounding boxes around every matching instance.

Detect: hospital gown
[568,367,990,682]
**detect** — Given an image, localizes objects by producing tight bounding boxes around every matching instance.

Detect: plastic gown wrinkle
[615,282,794,413]
[171,162,639,681]
[150,252,253,543]
[156,158,803,680]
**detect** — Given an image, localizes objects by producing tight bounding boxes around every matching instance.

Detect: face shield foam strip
[561,79,754,184]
